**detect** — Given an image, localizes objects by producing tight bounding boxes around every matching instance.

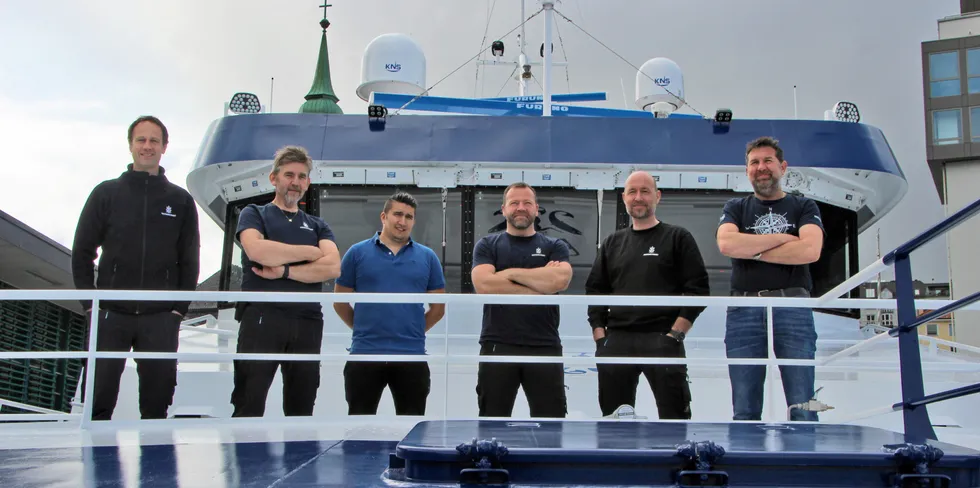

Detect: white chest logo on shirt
[531,247,546,257]
[161,205,176,218]
[643,246,659,257]
[747,208,794,235]
[300,221,314,231]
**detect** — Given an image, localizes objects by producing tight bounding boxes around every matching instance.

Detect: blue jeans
[724,306,817,421]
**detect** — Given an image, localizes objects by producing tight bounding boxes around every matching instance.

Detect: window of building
[933,109,962,145]
[930,51,961,97]
[971,107,980,142]
[968,49,980,93]
[926,323,938,336]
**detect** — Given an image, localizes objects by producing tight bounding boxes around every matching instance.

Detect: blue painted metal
[675,440,728,487]
[893,253,938,443]
[900,382,980,409]
[479,92,607,103]
[456,438,510,486]
[193,113,907,178]
[371,92,655,118]
[393,420,979,486]
[888,443,951,487]
[891,289,980,335]
[0,424,977,487]
[883,197,980,265]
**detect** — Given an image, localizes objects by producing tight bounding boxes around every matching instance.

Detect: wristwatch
[281,263,290,280]
[667,329,686,342]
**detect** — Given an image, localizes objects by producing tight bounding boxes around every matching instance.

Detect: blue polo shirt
[336,233,446,354]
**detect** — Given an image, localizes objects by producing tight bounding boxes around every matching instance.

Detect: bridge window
[933,109,962,145]
[929,51,960,98]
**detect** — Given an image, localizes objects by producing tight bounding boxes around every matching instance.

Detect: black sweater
[585,222,710,333]
[71,165,200,315]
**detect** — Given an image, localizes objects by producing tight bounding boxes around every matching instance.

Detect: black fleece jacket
[71,165,200,315]
[585,222,710,333]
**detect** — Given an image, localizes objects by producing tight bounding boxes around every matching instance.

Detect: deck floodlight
[491,40,504,57]
[714,108,733,124]
[833,101,860,123]
[368,104,388,119]
[229,92,262,114]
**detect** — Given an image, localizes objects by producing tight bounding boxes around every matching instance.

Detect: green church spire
[299,3,343,114]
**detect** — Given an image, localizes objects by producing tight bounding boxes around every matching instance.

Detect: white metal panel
[475,169,523,186]
[648,172,682,189]
[366,168,414,185]
[570,170,618,190]
[222,176,273,202]
[415,168,458,188]
[319,167,366,185]
[680,173,727,189]
[729,173,753,192]
[523,169,571,187]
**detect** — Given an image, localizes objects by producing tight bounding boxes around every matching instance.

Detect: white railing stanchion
[817,258,888,305]
[819,330,891,366]
[764,305,777,422]
[80,298,100,430]
[443,303,451,420]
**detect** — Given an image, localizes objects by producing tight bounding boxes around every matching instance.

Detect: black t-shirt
[719,194,824,292]
[237,203,335,319]
[472,232,570,347]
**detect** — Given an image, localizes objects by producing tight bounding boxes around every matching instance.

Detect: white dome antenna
[635,57,685,118]
[356,33,427,102]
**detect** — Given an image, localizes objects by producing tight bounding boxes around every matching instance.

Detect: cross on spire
[318,2,332,30]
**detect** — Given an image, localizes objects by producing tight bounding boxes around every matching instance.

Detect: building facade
[922,3,980,350]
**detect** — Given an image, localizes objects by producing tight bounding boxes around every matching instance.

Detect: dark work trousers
[230,305,324,417]
[88,309,181,421]
[343,361,431,415]
[476,342,567,418]
[596,329,692,419]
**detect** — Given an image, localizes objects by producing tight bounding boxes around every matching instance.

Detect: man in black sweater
[72,115,201,421]
[585,171,710,419]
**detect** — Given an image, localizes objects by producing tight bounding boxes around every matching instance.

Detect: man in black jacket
[585,171,710,419]
[72,115,201,421]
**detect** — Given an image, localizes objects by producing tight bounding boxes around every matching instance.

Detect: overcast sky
[0,0,961,284]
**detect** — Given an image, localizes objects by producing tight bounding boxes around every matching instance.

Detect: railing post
[443,303,451,420]
[893,254,936,442]
[80,298,100,429]
[764,305,777,422]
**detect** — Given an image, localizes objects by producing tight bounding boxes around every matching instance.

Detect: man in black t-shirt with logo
[471,182,573,418]
[232,145,341,417]
[716,136,825,421]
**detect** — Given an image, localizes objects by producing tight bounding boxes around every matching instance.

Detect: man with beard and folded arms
[470,182,573,418]
[716,136,824,421]
[232,145,341,417]
[585,170,709,419]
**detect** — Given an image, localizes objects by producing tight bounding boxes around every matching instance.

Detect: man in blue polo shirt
[333,192,446,415]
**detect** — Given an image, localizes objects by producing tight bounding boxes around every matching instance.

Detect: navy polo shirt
[336,233,446,354]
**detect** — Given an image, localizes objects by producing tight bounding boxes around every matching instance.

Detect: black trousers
[476,342,566,418]
[89,310,181,421]
[596,329,692,419]
[230,306,324,417]
[344,361,430,415]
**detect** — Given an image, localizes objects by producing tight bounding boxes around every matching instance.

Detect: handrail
[883,197,980,265]
[890,289,980,335]
[0,397,71,416]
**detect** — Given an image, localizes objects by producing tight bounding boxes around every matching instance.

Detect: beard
[628,203,652,220]
[506,212,533,230]
[278,187,304,207]
[751,173,781,198]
